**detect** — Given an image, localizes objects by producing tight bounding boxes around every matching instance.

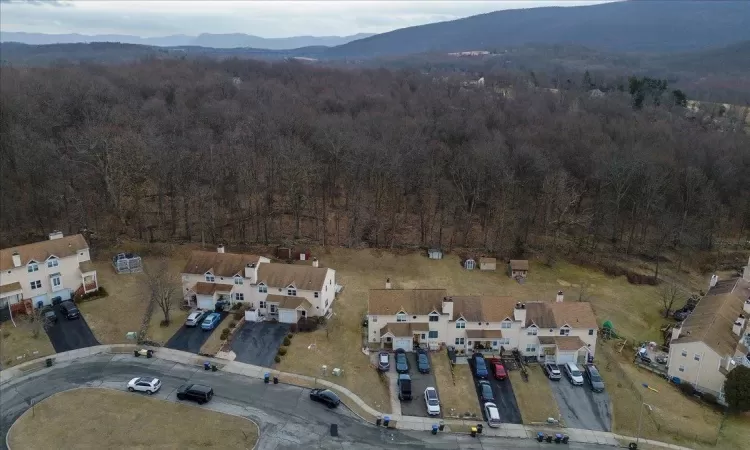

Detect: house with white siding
[181,246,336,323]
[366,288,598,363]
[0,232,98,315]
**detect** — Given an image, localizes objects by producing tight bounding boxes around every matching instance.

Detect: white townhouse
[181,246,336,323]
[366,288,598,364]
[0,231,98,313]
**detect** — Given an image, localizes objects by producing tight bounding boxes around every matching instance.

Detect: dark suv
[59,301,80,320]
[176,384,214,404]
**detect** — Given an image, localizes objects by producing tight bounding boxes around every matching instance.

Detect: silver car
[185,310,206,327]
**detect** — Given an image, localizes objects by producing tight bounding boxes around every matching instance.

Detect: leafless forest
[1,59,749,267]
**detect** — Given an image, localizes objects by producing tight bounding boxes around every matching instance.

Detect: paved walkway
[1,345,695,450]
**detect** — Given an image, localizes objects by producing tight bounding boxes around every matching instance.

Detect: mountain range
[0,31,375,50]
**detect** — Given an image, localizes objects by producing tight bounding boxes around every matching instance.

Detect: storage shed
[428,248,443,260]
[479,257,497,271]
[509,260,529,279]
[463,258,476,270]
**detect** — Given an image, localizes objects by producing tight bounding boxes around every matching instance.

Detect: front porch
[464,329,505,354]
[379,322,429,351]
[79,261,99,293]
[537,336,591,365]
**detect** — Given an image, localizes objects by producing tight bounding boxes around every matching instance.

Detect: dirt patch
[433,355,481,419]
[0,319,55,368]
[509,365,561,424]
[7,388,258,449]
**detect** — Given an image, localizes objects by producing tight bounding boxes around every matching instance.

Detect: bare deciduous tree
[659,282,683,318]
[145,259,180,325]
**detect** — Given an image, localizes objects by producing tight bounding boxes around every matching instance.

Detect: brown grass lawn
[147,308,189,345]
[509,365,561,424]
[8,388,258,449]
[432,355,481,419]
[713,416,750,450]
[0,318,55,368]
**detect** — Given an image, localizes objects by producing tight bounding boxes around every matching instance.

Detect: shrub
[702,393,718,405]
[679,382,696,396]
[222,327,231,334]
[233,311,243,321]
[278,347,287,356]
[231,303,242,310]
[626,271,658,285]
[220,333,228,341]
[289,323,298,333]
[274,355,281,363]
[229,320,237,328]
[287,333,293,339]
[283,337,291,346]
[159,320,170,327]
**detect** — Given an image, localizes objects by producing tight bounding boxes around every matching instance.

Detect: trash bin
[476,424,483,435]
[134,350,140,357]
[383,416,390,427]
[562,435,569,444]
[204,361,211,370]
[211,364,218,372]
[546,434,553,443]
[264,372,270,383]
[470,426,477,437]
[438,423,445,431]
[273,376,278,384]
[146,350,153,358]
[375,418,382,427]
[45,358,53,367]
[555,433,562,443]
[537,432,545,442]
[628,443,638,450]
[431,424,438,435]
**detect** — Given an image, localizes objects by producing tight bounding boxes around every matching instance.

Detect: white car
[484,402,502,428]
[185,310,206,327]
[564,362,585,386]
[127,377,162,395]
[424,387,440,416]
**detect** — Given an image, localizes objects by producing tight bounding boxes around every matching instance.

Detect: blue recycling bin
[431,424,438,435]
[264,372,270,383]
[537,432,545,442]
[203,361,211,370]
[383,416,390,427]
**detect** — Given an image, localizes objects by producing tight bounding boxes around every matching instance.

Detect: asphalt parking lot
[548,370,612,431]
[399,352,440,418]
[45,306,100,352]
[468,356,522,424]
[164,311,228,354]
[230,321,290,367]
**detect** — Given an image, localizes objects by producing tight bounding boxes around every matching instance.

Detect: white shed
[464,258,476,270]
[428,248,443,260]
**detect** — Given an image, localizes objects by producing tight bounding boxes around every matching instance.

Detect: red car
[493,362,507,380]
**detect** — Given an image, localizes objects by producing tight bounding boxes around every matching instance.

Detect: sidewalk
[1,345,695,450]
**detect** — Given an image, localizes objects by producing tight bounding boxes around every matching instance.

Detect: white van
[484,402,502,428]
[564,362,584,386]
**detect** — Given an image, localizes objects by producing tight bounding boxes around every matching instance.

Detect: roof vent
[521,303,526,309]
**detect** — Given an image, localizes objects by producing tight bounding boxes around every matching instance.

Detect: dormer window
[501,319,512,329]
[396,313,407,323]
[234,276,243,285]
[456,319,466,329]
[27,262,39,273]
[47,257,59,268]
[205,273,215,282]
[429,312,440,322]
[527,326,538,336]
[287,288,297,296]
[559,326,570,336]
[258,283,267,294]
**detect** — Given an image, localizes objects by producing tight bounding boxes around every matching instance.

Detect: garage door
[32,294,48,308]
[278,309,297,324]
[197,296,214,310]
[393,338,412,352]
[556,351,576,365]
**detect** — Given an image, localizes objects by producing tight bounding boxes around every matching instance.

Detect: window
[527,327,538,336]
[51,277,61,287]
[259,301,267,309]
[235,293,244,301]
[501,321,512,329]
[314,292,319,298]
[301,310,306,317]
[456,320,465,329]
[681,349,687,357]
[492,341,498,346]
[205,273,215,282]
[30,280,42,289]
[588,329,595,336]
[525,344,537,352]
[428,331,438,339]
[47,258,58,268]
[27,263,38,273]
[270,305,277,313]
[234,277,243,285]
[325,299,329,308]
[258,285,267,293]
[396,313,407,322]
[678,365,685,372]
[421,334,426,339]
[429,314,439,322]
[559,328,570,336]
[287,288,297,296]
[499,338,510,345]
[694,354,701,361]
[455,338,465,345]
[371,316,377,323]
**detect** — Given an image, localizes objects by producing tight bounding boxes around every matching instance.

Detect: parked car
[477,380,495,403]
[309,388,340,408]
[417,349,431,374]
[186,310,207,327]
[201,312,222,331]
[584,365,605,393]
[215,300,230,312]
[51,296,63,306]
[563,362,584,386]
[42,307,57,325]
[474,353,489,378]
[395,348,409,374]
[673,309,689,321]
[59,301,80,320]
[424,387,440,416]
[543,363,562,381]
[127,377,162,395]
[484,402,502,428]
[176,384,213,404]
[492,362,507,380]
[377,352,390,372]
[398,374,412,401]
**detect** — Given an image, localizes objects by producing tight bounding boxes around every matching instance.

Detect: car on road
[176,384,213,404]
[492,362,507,380]
[477,380,495,403]
[377,351,390,371]
[424,387,440,416]
[127,377,162,395]
[201,312,221,331]
[673,309,689,321]
[484,402,502,428]
[543,363,562,381]
[309,388,341,408]
[59,301,80,320]
[395,349,409,373]
[397,374,412,400]
[473,353,489,378]
[564,362,584,386]
[417,349,430,374]
[185,310,207,327]
[584,364,605,393]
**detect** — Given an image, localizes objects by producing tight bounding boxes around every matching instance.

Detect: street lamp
[635,401,653,447]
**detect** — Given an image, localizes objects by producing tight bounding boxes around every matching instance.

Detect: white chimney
[217,245,225,254]
[244,263,257,283]
[514,302,527,323]
[11,251,21,268]
[556,291,564,303]
[743,256,750,282]
[671,324,682,341]
[312,258,319,268]
[48,230,63,240]
[709,274,718,288]
[725,356,737,372]
[385,278,391,289]
[442,297,454,318]
[734,314,746,336]
[744,299,750,315]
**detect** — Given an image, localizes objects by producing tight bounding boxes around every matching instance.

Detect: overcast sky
[0,1,614,37]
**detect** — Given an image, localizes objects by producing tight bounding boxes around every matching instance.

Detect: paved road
[0,355,613,450]
[45,308,99,353]
[549,376,612,432]
[165,312,228,354]
[230,322,290,368]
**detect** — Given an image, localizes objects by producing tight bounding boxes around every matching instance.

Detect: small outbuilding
[509,260,529,279]
[463,258,476,270]
[428,248,443,260]
[479,257,497,271]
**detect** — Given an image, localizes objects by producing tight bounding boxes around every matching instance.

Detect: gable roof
[257,263,330,291]
[1,234,89,272]
[380,322,430,337]
[368,289,447,316]
[182,251,263,278]
[479,257,496,264]
[525,301,597,329]
[192,282,233,295]
[266,294,314,311]
[510,260,529,271]
[538,336,588,351]
[450,296,517,322]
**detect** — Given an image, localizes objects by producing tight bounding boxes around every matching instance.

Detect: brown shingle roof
[380,322,429,337]
[673,278,749,356]
[368,289,447,315]
[525,302,597,329]
[510,260,529,271]
[182,251,263,278]
[193,282,232,295]
[466,329,504,339]
[79,261,96,274]
[267,294,314,310]
[0,282,23,295]
[257,263,330,291]
[538,336,587,351]
[451,296,516,322]
[1,234,89,271]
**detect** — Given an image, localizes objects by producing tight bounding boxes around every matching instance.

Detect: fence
[112,254,143,274]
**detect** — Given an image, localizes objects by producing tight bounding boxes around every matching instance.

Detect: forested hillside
[1,59,748,265]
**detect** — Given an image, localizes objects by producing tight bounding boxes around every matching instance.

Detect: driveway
[45,306,100,353]
[468,356,522,424]
[549,375,612,431]
[230,321,290,368]
[399,352,440,418]
[164,311,228,354]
